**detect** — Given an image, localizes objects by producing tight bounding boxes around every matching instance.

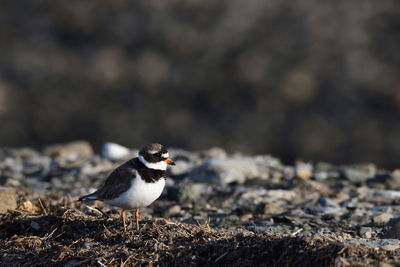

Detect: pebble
[347,239,400,251]
[101,142,132,161]
[2,143,400,241]
[342,164,375,183]
[0,187,17,213]
[385,222,400,239]
[84,242,93,248]
[43,140,94,159]
[318,197,340,208]
[167,180,204,202]
[359,227,373,238]
[189,156,276,184]
[165,205,181,216]
[295,161,313,179]
[30,221,40,230]
[373,213,394,225]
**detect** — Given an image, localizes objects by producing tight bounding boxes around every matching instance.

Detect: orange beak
[165,157,175,165]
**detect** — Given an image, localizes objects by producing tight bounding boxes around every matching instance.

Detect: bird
[79,143,175,232]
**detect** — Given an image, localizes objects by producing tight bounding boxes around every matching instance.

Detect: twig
[103,224,113,236]
[85,206,106,217]
[53,230,66,240]
[38,198,48,215]
[215,252,228,263]
[193,217,201,227]
[206,217,211,230]
[8,209,39,216]
[43,227,58,241]
[291,228,303,236]
[97,259,107,267]
[121,255,132,267]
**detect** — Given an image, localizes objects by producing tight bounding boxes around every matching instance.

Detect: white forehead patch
[162,153,169,158]
[148,150,158,154]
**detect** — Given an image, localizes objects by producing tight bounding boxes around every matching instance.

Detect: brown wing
[94,159,138,200]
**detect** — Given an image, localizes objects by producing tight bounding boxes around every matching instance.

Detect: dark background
[0,0,399,168]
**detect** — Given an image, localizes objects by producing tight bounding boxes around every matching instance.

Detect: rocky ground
[1,141,400,266]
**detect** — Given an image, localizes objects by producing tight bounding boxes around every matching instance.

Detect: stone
[30,221,40,230]
[84,242,93,248]
[373,213,394,225]
[167,180,204,202]
[262,202,287,215]
[386,222,400,239]
[200,147,227,159]
[24,156,51,177]
[189,156,278,184]
[318,197,340,208]
[295,161,313,179]
[357,188,400,204]
[169,160,194,177]
[43,140,94,158]
[359,227,372,238]
[0,187,17,213]
[381,243,400,251]
[0,147,39,159]
[165,205,181,216]
[342,164,375,183]
[101,142,132,161]
[347,239,400,251]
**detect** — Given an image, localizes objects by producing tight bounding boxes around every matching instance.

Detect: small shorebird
[79,143,175,232]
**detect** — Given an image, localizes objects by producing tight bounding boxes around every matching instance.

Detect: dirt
[1,191,400,267]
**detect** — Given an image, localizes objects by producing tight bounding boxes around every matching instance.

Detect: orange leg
[121,209,127,233]
[135,208,139,230]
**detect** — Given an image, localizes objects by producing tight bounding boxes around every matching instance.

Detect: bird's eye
[155,153,161,157]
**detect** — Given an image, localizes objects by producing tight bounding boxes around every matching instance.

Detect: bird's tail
[78,192,98,201]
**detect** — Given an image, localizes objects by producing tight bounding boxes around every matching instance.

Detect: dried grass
[1,195,399,266]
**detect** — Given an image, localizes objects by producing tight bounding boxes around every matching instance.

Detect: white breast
[105,173,166,210]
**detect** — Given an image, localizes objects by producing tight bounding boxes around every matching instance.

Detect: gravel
[1,141,400,265]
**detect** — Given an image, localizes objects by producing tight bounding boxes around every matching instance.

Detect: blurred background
[0,0,399,168]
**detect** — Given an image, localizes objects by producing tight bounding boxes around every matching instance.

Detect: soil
[1,191,399,267]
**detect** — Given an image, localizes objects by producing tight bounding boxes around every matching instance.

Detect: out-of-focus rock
[373,213,394,225]
[30,221,40,230]
[346,239,400,251]
[318,197,340,208]
[342,164,376,183]
[357,188,400,204]
[294,179,334,197]
[164,205,181,216]
[43,141,94,159]
[0,148,39,160]
[0,187,17,213]
[359,227,373,238]
[295,161,313,179]
[386,222,400,239]
[80,158,113,176]
[101,142,133,161]
[167,180,204,202]
[167,148,201,177]
[20,200,40,212]
[189,155,280,184]
[23,156,51,177]
[83,242,93,248]
[260,201,287,215]
[200,147,227,160]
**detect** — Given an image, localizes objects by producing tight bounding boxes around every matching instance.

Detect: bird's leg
[121,209,127,233]
[135,208,139,230]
